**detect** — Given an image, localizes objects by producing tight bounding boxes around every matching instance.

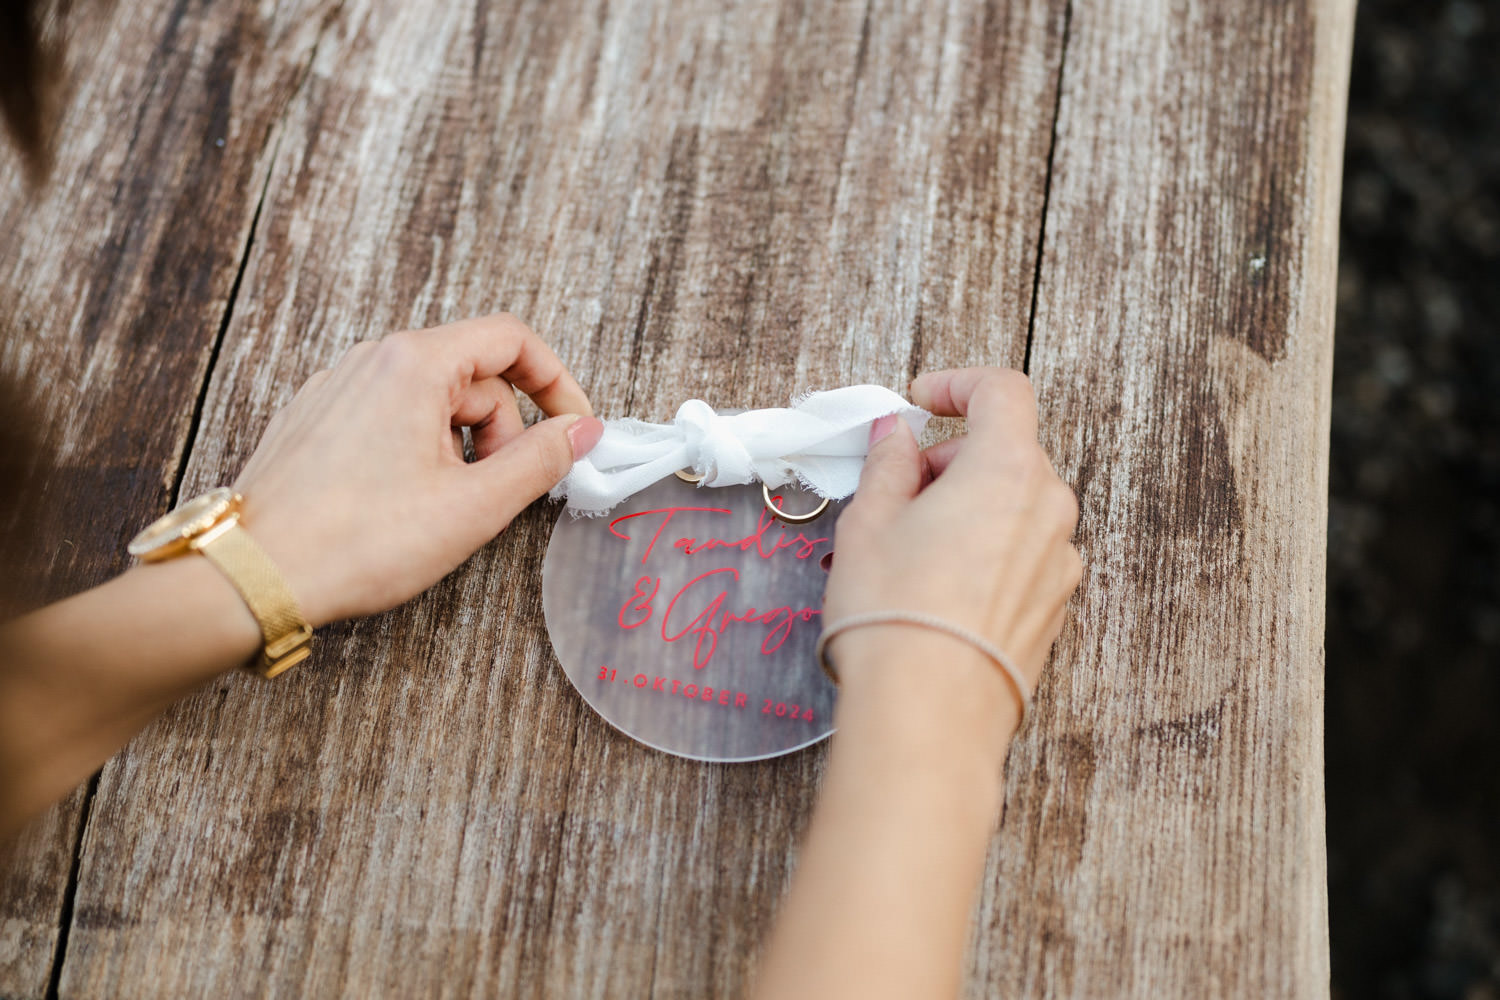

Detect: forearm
[0,316,600,839]
[753,628,1019,1000]
[0,557,261,835]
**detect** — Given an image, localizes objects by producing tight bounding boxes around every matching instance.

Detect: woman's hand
[753,368,1080,1000]
[822,367,1081,757]
[232,313,603,627]
[0,314,601,834]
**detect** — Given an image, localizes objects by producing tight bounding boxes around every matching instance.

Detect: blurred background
[1326,0,1499,996]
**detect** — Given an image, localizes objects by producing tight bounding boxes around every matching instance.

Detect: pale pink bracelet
[815,611,1033,728]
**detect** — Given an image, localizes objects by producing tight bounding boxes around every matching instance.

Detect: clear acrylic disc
[542,478,840,762]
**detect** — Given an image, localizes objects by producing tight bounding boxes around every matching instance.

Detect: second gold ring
[762,483,830,524]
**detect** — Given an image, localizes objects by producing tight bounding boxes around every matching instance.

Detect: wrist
[828,626,1020,807]
[124,556,265,672]
[831,625,1022,733]
[235,520,330,628]
[125,488,319,675]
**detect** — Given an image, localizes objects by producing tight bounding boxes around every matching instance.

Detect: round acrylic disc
[542,477,840,762]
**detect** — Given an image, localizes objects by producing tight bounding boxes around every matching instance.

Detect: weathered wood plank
[54,0,1064,996]
[0,0,339,993]
[0,786,82,997]
[970,0,1352,996]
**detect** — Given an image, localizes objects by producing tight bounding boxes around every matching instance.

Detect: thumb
[845,414,921,521]
[470,413,603,526]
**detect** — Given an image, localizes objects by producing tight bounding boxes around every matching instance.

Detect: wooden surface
[0,0,1352,996]
[0,0,339,992]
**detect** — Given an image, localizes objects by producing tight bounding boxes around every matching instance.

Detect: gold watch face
[128,487,242,561]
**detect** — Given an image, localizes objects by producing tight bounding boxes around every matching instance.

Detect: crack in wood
[36,0,344,979]
[1023,0,1072,377]
[41,773,96,1000]
[41,138,282,1000]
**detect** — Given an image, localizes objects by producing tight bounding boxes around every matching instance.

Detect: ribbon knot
[675,400,756,486]
[550,385,931,515]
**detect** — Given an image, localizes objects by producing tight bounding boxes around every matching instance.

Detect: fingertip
[852,414,921,510]
[908,371,936,409]
[873,415,919,460]
[879,414,919,451]
[566,414,604,458]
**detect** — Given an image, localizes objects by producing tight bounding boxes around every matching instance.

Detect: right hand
[821,368,1081,748]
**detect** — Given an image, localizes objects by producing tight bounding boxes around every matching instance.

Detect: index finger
[418,313,593,417]
[909,367,1037,441]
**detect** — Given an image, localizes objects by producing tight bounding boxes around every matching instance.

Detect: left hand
[231,313,603,626]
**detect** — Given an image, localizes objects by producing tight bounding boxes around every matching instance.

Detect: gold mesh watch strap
[195,520,313,678]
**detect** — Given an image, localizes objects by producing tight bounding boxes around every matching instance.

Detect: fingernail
[566,415,604,458]
[868,414,899,447]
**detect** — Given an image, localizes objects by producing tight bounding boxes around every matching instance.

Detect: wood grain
[969,0,1353,995]
[48,0,1062,996]
[0,0,341,993]
[0,0,1353,995]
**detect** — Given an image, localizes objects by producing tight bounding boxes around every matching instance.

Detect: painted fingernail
[566,415,604,458]
[868,414,899,446]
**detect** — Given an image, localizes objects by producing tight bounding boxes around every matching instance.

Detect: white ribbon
[551,385,931,515]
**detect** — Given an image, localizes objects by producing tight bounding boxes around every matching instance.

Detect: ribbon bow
[551,385,931,515]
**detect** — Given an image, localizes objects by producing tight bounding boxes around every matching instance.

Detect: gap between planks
[40,128,285,1000]
[1022,0,1073,378]
[39,6,351,986]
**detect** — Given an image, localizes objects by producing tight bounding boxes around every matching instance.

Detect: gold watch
[128,487,313,678]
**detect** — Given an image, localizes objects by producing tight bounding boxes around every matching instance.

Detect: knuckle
[976,368,1034,407]
[1063,546,1084,589]
[971,373,1006,409]
[344,339,379,362]
[478,311,533,342]
[379,328,422,359]
[1048,480,1080,527]
[995,367,1034,396]
[370,330,434,379]
[993,440,1045,481]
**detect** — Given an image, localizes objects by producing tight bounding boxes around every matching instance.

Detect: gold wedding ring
[677,468,828,523]
[762,483,830,524]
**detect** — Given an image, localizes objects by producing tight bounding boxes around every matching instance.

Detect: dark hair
[0,0,53,616]
[1,0,56,184]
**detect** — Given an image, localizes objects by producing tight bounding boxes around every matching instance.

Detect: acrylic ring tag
[542,476,840,762]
